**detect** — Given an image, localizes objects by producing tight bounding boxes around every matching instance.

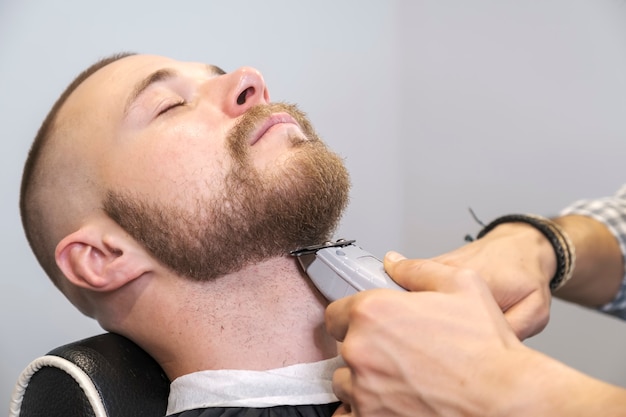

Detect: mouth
[249,113,300,146]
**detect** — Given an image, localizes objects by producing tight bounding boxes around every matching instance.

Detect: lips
[249,113,299,146]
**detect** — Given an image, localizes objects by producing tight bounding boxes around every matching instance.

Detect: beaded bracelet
[476,214,576,292]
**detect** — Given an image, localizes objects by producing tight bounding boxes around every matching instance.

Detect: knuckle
[348,291,389,323]
[340,335,369,366]
[340,293,391,364]
[452,268,487,290]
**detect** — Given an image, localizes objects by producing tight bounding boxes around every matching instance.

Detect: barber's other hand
[429,223,555,339]
[325,253,532,417]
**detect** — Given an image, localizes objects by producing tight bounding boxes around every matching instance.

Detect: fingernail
[385,251,406,262]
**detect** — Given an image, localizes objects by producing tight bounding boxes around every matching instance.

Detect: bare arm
[552,214,623,306]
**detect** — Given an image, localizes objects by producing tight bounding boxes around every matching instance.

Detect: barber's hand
[326,253,532,417]
[428,223,555,339]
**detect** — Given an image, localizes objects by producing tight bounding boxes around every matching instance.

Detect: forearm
[503,347,626,417]
[552,215,623,307]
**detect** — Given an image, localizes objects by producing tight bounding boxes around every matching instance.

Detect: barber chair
[9,333,170,417]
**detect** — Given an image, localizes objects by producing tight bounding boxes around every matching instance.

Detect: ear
[55,219,154,292]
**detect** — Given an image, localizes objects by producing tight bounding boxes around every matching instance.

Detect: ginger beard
[103,103,350,281]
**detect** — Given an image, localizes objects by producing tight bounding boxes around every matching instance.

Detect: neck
[123,256,337,380]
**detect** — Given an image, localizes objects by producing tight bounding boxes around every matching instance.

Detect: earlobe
[56,224,153,292]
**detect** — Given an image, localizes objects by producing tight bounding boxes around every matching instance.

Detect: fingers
[503,292,551,340]
[332,368,356,417]
[325,295,353,342]
[325,290,390,342]
[332,367,353,406]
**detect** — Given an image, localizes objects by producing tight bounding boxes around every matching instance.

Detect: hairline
[19,52,137,287]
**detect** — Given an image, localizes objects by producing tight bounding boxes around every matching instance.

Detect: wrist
[476,214,576,292]
[484,222,556,288]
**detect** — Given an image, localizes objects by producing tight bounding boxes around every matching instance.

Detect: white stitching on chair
[9,355,108,417]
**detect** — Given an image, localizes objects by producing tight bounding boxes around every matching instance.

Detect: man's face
[59,54,350,280]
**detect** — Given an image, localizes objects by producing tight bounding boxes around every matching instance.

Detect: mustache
[227,102,319,160]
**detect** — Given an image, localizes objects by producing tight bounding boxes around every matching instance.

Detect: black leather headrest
[10,333,170,417]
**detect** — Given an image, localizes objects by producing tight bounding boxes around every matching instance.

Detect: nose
[221,66,270,117]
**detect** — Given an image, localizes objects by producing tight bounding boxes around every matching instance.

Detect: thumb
[383,251,419,288]
[382,251,407,283]
[384,250,407,263]
[383,252,468,293]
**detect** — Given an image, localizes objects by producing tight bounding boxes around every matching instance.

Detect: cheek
[106,126,232,201]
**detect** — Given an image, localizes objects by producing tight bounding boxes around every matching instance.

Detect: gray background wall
[2,0,626,412]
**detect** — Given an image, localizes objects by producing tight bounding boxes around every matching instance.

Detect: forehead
[83,54,213,92]
[59,54,218,122]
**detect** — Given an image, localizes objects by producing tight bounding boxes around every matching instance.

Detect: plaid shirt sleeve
[559,184,626,318]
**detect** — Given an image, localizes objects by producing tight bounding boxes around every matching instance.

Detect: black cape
[169,403,341,417]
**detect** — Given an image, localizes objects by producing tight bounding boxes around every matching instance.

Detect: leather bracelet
[476,214,576,292]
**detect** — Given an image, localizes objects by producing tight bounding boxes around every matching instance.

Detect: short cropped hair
[20,52,136,287]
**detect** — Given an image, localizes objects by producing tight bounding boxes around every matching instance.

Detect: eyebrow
[123,64,227,116]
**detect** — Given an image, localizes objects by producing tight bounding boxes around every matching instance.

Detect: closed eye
[157,100,186,116]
